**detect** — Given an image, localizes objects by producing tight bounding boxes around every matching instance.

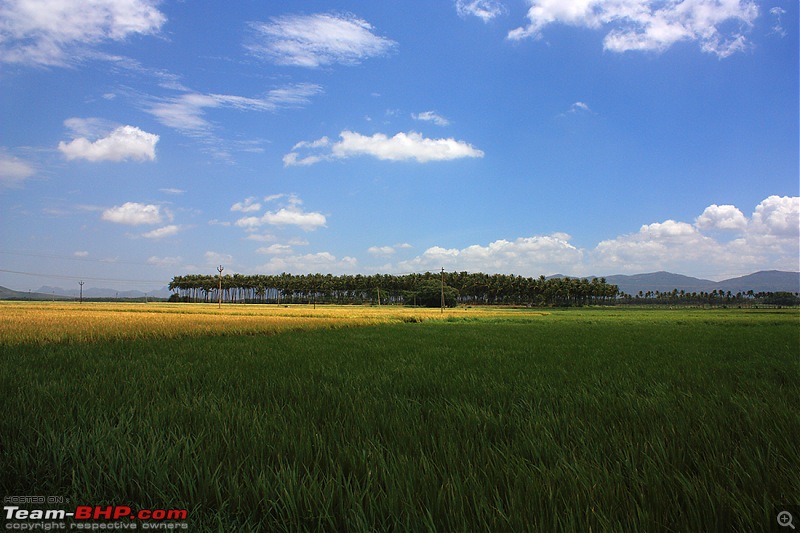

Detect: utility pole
[441,267,445,314]
[217,265,224,309]
[79,280,84,304]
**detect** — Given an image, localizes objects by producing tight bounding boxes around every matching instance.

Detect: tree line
[168,272,619,307]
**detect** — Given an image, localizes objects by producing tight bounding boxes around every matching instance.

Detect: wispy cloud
[456,0,507,23]
[508,0,759,58]
[231,197,262,213]
[769,7,787,37]
[368,243,413,257]
[0,0,166,66]
[145,83,322,140]
[141,225,181,239]
[247,12,396,68]
[0,150,35,188]
[412,111,451,126]
[284,130,484,166]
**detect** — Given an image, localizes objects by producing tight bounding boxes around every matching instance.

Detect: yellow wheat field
[0,301,540,345]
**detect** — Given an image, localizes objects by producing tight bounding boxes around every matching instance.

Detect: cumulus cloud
[590,196,799,277]
[382,196,798,279]
[261,208,327,230]
[101,202,169,225]
[695,204,748,231]
[456,0,507,22]
[284,130,484,166]
[233,194,327,232]
[412,111,450,126]
[508,0,759,58]
[397,234,584,276]
[0,151,35,187]
[591,220,725,274]
[59,125,158,162]
[750,195,800,237]
[257,252,358,275]
[247,12,396,68]
[0,0,166,66]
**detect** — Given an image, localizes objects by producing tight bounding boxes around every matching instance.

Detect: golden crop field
[0,301,539,345]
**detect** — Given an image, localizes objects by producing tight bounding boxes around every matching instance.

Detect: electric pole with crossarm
[441,267,445,313]
[217,265,224,309]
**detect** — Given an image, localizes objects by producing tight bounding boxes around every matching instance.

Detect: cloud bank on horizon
[0,0,797,289]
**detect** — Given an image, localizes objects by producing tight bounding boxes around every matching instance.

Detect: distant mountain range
[0,285,173,301]
[602,270,799,295]
[0,270,797,301]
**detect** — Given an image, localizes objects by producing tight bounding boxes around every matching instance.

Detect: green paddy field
[1,304,798,531]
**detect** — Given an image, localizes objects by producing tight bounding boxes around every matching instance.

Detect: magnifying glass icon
[779,511,796,530]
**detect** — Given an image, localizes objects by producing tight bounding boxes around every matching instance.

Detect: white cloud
[591,220,725,274]
[59,125,158,162]
[101,202,168,225]
[334,131,484,162]
[141,224,180,239]
[456,0,507,22]
[73,251,89,257]
[160,188,185,195]
[695,204,747,231]
[63,117,117,138]
[769,7,787,36]
[247,12,396,68]
[231,197,262,213]
[590,197,800,277]
[508,0,759,58]
[412,111,451,126]
[146,83,322,137]
[262,208,327,231]
[568,101,591,114]
[233,194,327,232]
[257,252,358,275]
[397,234,584,276]
[368,243,413,257]
[383,197,799,280]
[285,130,484,166]
[0,151,35,187]
[368,245,397,256]
[750,195,799,238]
[257,244,293,255]
[0,0,166,66]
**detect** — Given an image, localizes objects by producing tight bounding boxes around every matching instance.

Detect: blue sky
[1,0,798,291]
